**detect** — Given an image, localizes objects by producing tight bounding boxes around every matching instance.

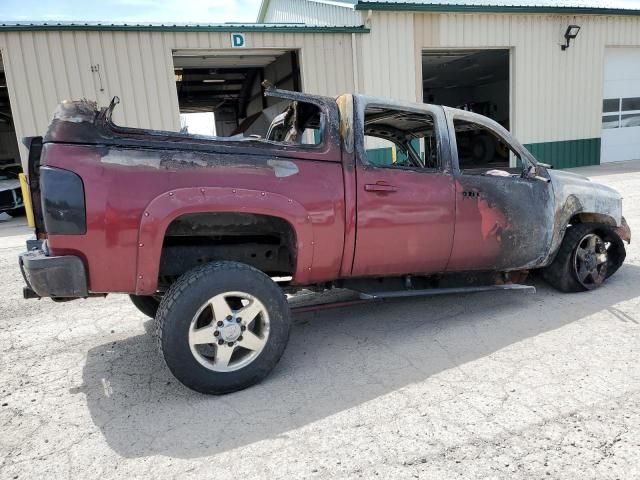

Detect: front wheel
[155,261,291,394]
[543,223,626,292]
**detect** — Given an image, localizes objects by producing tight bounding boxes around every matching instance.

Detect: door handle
[364,183,398,193]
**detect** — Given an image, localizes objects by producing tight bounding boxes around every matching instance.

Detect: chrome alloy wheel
[188,291,270,372]
[573,233,608,289]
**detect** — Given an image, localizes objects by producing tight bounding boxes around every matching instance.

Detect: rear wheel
[155,261,291,394]
[543,223,626,292]
[129,294,160,318]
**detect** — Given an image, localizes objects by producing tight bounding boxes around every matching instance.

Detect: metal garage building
[0,0,639,170]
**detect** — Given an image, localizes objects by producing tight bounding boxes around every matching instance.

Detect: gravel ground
[1,161,640,480]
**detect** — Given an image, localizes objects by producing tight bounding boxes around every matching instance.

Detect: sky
[0,0,262,24]
[3,0,640,23]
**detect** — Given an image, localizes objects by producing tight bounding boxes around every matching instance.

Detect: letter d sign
[231,33,245,48]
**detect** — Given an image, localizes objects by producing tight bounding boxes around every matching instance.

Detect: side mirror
[533,174,551,184]
[525,164,550,183]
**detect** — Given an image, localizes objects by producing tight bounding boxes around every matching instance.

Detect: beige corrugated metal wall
[354,12,417,102]
[0,29,355,168]
[413,12,640,146]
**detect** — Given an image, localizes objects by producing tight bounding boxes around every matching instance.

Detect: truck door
[445,111,555,272]
[351,101,455,276]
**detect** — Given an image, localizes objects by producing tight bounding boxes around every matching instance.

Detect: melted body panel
[447,174,554,271]
[545,169,623,263]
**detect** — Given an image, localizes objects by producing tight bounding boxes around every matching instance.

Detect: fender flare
[135,187,314,294]
[545,194,622,265]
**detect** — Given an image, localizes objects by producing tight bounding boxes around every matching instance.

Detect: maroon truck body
[18,87,630,394]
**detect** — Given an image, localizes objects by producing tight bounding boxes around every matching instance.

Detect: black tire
[7,207,25,217]
[155,261,291,394]
[129,294,161,318]
[542,223,626,293]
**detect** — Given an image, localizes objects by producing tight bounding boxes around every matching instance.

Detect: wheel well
[158,212,296,289]
[569,212,617,227]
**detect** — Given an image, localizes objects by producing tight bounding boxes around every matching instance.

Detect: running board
[288,284,536,313]
[356,283,536,300]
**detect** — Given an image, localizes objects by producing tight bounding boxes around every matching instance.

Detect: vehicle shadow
[78,265,640,459]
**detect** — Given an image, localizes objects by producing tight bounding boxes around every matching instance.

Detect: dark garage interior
[423,49,511,168]
[0,54,20,172]
[173,50,301,138]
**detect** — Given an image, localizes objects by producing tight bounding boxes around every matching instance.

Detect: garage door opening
[0,52,24,217]
[422,49,510,168]
[173,50,301,138]
[601,47,640,163]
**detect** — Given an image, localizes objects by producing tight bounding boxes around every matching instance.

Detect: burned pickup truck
[19,85,630,394]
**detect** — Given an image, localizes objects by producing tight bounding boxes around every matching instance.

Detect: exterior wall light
[561,25,581,50]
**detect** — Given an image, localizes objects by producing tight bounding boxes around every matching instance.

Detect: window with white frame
[602,97,640,129]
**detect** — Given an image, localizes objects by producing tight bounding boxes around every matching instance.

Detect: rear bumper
[19,247,88,299]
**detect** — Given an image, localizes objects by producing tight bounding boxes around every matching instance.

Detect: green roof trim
[354,2,640,16]
[0,22,370,34]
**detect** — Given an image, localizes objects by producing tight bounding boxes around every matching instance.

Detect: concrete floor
[1,162,640,479]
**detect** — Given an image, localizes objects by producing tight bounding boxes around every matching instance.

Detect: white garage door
[601,48,640,163]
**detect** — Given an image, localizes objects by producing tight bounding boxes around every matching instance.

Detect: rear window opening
[265,101,323,146]
[173,49,303,139]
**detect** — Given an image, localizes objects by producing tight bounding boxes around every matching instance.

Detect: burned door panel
[447,174,554,271]
[445,109,555,272]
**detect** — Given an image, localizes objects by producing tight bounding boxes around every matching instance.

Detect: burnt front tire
[129,294,160,318]
[155,261,291,394]
[542,223,626,293]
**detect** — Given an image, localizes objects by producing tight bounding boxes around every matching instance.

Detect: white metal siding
[0,29,355,168]
[263,0,362,26]
[413,12,640,145]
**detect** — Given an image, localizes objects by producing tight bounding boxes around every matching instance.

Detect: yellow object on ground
[19,173,35,227]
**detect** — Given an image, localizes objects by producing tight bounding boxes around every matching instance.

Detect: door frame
[349,95,457,276]
[353,95,453,173]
